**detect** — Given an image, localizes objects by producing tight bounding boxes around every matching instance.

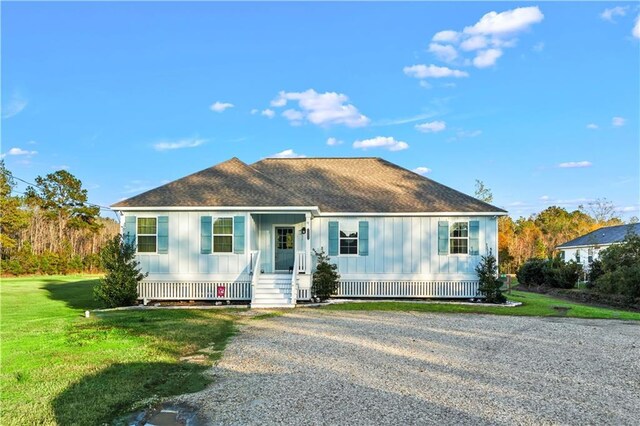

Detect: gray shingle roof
[557,223,640,248]
[112,157,507,213]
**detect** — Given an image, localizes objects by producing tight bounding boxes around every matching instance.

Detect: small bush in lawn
[543,258,582,289]
[311,248,340,302]
[516,258,547,287]
[586,259,603,288]
[475,251,506,304]
[94,234,147,307]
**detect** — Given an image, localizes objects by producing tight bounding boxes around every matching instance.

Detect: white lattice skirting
[336,280,480,298]
[138,281,252,301]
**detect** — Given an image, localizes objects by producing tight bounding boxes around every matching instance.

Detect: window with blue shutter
[358,221,369,256]
[158,216,169,254]
[124,216,136,248]
[438,221,448,255]
[469,220,479,255]
[328,221,339,256]
[234,216,245,254]
[201,216,212,254]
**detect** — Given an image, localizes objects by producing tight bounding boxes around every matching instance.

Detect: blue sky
[2,2,639,219]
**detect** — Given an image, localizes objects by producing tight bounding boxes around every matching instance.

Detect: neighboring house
[112,157,507,307]
[557,223,640,270]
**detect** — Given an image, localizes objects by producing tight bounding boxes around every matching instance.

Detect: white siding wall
[560,245,609,271]
[310,215,497,280]
[126,211,251,282]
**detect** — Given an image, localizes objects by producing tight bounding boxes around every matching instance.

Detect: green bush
[311,248,340,301]
[592,230,640,303]
[475,251,506,304]
[586,259,603,287]
[94,234,147,307]
[516,258,546,287]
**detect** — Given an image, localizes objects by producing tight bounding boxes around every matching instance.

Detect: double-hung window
[449,222,468,254]
[213,217,233,253]
[339,226,358,255]
[137,218,157,253]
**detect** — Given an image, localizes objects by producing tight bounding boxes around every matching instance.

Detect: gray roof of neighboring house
[112,157,507,213]
[557,223,640,249]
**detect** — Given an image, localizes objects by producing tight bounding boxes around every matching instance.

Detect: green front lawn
[323,290,640,320]
[1,276,238,425]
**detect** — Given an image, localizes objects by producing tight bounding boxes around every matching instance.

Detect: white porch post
[305,212,312,274]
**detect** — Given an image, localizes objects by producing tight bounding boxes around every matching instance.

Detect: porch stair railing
[250,250,261,305]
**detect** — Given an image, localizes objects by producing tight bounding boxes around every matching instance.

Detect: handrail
[291,254,299,306]
[250,250,261,305]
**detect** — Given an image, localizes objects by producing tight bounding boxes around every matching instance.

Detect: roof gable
[112,157,309,208]
[557,223,640,248]
[251,157,505,213]
[113,156,506,213]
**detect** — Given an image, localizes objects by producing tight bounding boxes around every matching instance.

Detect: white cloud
[373,112,439,127]
[419,80,432,89]
[250,109,259,114]
[1,93,28,119]
[269,149,306,158]
[353,136,409,151]
[415,120,446,133]
[261,108,275,118]
[403,64,469,79]
[326,137,343,146]
[558,161,592,168]
[210,101,234,112]
[473,48,503,68]
[153,137,206,151]
[460,35,488,51]
[424,6,543,70]
[460,130,482,138]
[412,166,432,175]
[428,43,458,63]
[7,147,37,156]
[282,109,304,125]
[586,123,599,129]
[601,6,628,22]
[540,195,550,201]
[270,89,369,127]
[532,42,545,52]
[634,15,640,38]
[464,6,544,36]
[612,116,626,127]
[432,30,460,43]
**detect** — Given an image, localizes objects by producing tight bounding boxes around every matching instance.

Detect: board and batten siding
[124,211,252,282]
[310,215,497,279]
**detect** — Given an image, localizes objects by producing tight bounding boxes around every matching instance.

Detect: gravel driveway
[179,310,639,425]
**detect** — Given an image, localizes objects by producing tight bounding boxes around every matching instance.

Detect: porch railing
[291,253,299,306]
[250,250,261,304]
[296,251,306,274]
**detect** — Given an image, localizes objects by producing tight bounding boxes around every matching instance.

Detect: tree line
[473,180,631,273]
[1,161,119,275]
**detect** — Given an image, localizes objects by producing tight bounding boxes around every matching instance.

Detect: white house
[557,223,640,270]
[112,157,507,307]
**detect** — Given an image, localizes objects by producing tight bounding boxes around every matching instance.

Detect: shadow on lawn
[52,361,210,425]
[43,278,103,311]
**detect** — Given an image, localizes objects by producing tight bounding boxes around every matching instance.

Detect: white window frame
[137,216,158,254]
[449,221,469,256]
[339,223,359,256]
[212,217,234,254]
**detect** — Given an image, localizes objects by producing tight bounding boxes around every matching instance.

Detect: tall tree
[25,170,101,252]
[474,179,494,203]
[580,198,622,225]
[0,161,30,256]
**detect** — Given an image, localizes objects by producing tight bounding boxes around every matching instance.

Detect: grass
[1,275,238,425]
[323,290,640,320]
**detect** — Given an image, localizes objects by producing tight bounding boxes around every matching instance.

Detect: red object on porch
[217,285,226,298]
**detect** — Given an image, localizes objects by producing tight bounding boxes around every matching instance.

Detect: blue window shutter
[358,221,369,256]
[201,216,212,254]
[328,221,339,256]
[469,220,480,255]
[234,216,245,254]
[157,216,169,254]
[124,216,136,248]
[438,221,448,255]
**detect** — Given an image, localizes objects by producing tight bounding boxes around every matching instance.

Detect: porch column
[305,212,312,274]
